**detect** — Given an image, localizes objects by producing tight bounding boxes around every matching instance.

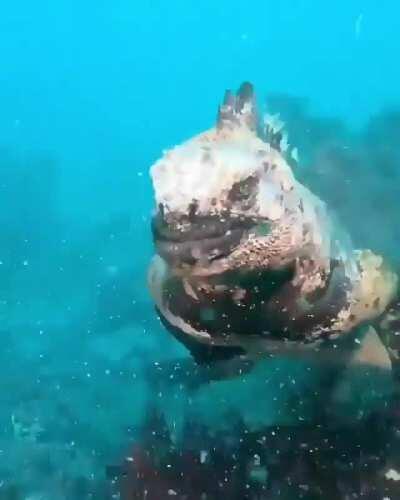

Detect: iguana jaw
[151,208,272,272]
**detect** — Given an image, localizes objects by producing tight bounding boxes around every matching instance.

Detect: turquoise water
[0,1,400,498]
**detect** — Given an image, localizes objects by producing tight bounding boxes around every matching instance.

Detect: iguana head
[150,83,333,280]
[148,82,398,359]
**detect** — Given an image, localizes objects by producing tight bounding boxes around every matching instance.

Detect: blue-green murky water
[1,1,400,498]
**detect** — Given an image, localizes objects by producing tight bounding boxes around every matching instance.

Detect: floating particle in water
[385,468,400,481]
[355,13,364,39]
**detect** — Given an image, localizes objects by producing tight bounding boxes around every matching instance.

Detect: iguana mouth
[151,211,255,266]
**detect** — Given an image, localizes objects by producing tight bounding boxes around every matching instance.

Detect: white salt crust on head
[151,120,334,273]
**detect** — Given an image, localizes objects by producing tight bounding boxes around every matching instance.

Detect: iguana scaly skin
[148,82,398,370]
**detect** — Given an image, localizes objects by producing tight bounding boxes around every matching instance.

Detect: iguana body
[148,82,398,379]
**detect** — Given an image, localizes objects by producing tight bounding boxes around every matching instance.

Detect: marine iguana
[147,82,398,377]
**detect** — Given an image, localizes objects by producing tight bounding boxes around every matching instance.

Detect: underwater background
[1,1,400,498]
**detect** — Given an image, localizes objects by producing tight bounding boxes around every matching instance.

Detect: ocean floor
[0,248,397,498]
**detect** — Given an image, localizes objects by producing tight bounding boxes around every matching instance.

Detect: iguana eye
[228,175,258,203]
[188,200,198,221]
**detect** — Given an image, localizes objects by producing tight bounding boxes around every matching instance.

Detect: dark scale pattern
[160,260,352,353]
